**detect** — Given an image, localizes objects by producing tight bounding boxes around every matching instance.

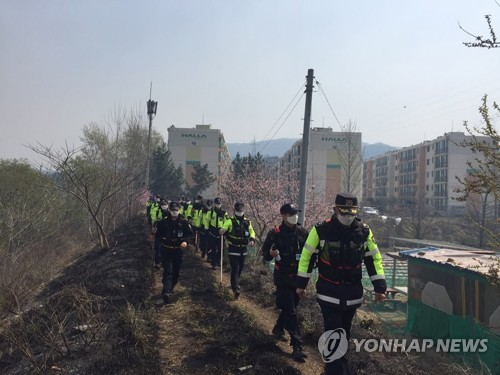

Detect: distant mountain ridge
[227,138,399,160]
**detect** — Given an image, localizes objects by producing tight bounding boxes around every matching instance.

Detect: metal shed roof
[399,246,499,276]
[389,237,486,252]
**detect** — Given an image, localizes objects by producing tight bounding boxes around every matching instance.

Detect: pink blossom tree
[220,158,331,244]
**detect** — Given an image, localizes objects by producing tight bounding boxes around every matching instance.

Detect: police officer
[262,203,309,360]
[204,197,228,270]
[220,202,255,299]
[190,195,204,248]
[199,199,213,260]
[296,193,386,374]
[149,195,161,226]
[146,195,155,226]
[151,197,169,269]
[155,201,194,304]
[179,196,192,219]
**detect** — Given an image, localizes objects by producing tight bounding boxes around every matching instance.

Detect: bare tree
[402,194,436,240]
[29,110,147,250]
[459,1,500,48]
[453,95,500,248]
[338,119,363,195]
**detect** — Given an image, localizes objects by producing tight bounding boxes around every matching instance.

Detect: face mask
[338,214,355,226]
[170,210,179,217]
[195,200,201,203]
[286,215,299,225]
[161,205,168,210]
[215,204,222,209]
[207,205,213,209]
[235,211,244,217]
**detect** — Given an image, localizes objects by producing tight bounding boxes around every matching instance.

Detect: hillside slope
[0,217,474,375]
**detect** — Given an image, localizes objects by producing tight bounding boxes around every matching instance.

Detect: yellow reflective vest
[297,216,386,310]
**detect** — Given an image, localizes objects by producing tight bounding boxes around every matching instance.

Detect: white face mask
[170,210,179,217]
[215,204,222,209]
[235,211,244,217]
[161,205,168,210]
[286,215,299,225]
[338,214,355,226]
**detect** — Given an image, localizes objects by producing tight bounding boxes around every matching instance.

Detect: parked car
[362,207,379,216]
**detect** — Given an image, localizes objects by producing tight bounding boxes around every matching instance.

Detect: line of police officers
[146,192,386,374]
[146,195,256,302]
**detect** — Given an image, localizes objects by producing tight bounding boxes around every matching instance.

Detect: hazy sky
[1,0,499,161]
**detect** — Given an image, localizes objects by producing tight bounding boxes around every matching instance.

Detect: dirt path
[152,249,327,374]
[207,258,326,375]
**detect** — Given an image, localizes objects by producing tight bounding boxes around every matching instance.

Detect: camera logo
[317,328,349,362]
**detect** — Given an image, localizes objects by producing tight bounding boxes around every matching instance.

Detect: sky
[1,0,499,161]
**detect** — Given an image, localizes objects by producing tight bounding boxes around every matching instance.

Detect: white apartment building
[363,132,492,216]
[167,124,231,198]
[279,127,363,202]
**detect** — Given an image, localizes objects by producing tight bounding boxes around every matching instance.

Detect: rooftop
[399,246,499,277]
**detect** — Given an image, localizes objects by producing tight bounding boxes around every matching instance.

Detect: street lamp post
[145,97,158,191]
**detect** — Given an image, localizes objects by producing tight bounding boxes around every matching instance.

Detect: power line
[315,80,343,129]
[258,91,306,154]
[259,81,306,143]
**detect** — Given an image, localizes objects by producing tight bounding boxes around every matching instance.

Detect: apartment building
[279,127,362,201]
[362,132,492,216]
[167,124,231,198]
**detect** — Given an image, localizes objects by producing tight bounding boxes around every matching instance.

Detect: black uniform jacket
[156,213,194,250]
[262,222,309,288]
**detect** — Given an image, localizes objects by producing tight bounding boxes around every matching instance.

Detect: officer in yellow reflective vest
[204,197,228,269]
[220,202,255,299]
[191,195,205,249]
[296,193,386,375]
[151,197,168,268]
[199,199,213,259]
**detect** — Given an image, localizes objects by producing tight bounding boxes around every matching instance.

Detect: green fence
[407,299,500,374]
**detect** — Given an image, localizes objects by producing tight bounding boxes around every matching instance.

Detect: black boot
[292,345,307,360]
[272,324,286,341]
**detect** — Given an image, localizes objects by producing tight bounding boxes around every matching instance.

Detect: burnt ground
[0,217,485,374]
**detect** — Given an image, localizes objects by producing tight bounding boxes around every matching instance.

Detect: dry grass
[0,217,492,375]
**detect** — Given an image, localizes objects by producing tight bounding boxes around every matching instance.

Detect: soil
[0,218,483,375]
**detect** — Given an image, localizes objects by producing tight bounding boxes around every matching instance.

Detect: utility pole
[298,69,314,226]
[145,82,158,191]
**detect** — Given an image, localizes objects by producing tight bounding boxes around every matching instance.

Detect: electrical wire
[259,81,306,144]
[258,90,306,154]
[315,80,344,129]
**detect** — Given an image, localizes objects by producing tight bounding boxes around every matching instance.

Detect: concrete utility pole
[298,69,314,226]
[145,82,158,191]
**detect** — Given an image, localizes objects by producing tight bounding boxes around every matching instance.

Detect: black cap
[206,199,214,206]
[280,203,300,215]
[214,197,222,204]
[196,194,203,200]
[169,201,180,210]
[334,193,358,215]
[234,202,244,211]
